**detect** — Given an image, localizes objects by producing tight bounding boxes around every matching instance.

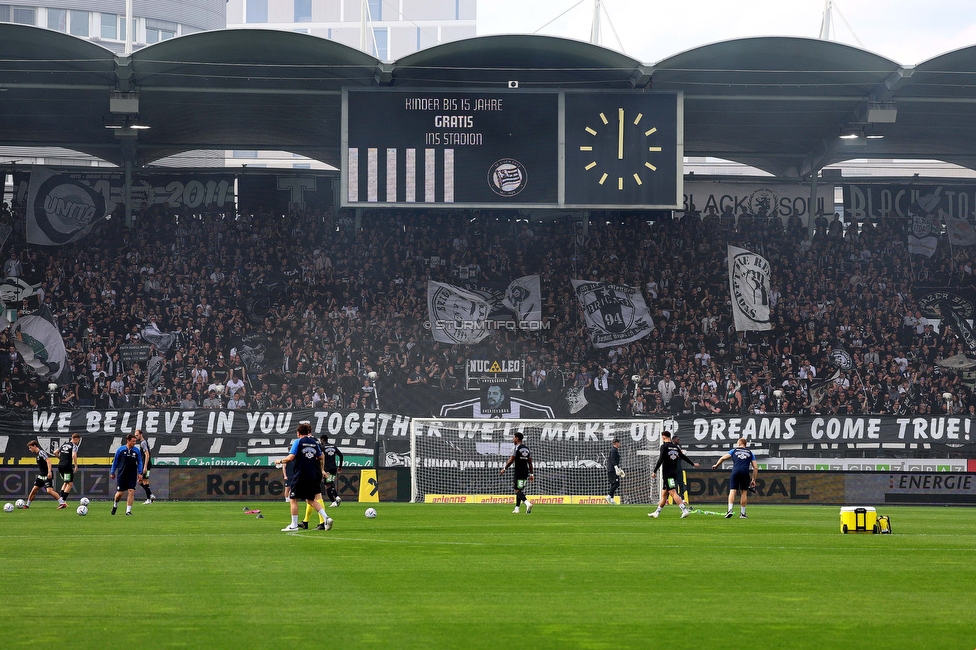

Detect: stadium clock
[564,92,680,208]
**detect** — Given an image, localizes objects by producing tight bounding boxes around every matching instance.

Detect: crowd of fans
[1,193,975,418]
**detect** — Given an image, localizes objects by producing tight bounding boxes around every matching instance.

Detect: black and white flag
[26,167,110,246]
[571,280,653,348]
[502,275,542,324]
[907,193,941,257]
[427,281,492,345]
[11,305,72,384]
[0,277,41,304]
[142,323,178,353]
[728,245,772,331]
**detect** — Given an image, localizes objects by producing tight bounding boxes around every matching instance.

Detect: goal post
[410,419,665,504]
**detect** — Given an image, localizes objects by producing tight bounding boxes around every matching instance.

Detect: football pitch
[1,502,973,649]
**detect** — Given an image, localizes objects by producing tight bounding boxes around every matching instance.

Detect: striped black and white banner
[347,147,455,203]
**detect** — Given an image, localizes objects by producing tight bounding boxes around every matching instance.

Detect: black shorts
[661,475,680,491]
[58,468,75,484]
[142,468,151,480]
[513,476,529,490]
[730,471,752,491]
[290,478,321,501]
[323,472,336,484]
[116,474,138,491]
[34,475,53,489]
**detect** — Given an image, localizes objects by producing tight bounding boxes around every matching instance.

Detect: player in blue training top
[712,437,759,519]
[110,434,144,516]
[277,422,332,532]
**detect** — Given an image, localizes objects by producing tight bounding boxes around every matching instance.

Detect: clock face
[564,93,679,207]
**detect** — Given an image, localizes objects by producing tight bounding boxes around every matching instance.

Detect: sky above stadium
[476,0,976,65]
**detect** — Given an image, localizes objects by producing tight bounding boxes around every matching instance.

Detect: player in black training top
[278,422,332,532]
[26,440,67,509]
[320,435,344,508]
[712,437,759,518]
[500,431,534,514]
[56,433,81,505]
[649,432,699,519]
[134,430,156,504]
[606,437,623,504]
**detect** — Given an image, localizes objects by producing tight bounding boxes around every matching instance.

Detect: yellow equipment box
[840,506,878,534]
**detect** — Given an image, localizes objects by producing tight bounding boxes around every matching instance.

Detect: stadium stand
[0,194,970,418]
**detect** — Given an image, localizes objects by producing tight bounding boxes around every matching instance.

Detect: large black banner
[0,409,411,467]
[843,183,976,221]
[673,414,976,448]
[237,173,335,214]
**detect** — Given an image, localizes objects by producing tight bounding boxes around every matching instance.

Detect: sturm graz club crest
[487,158,527,197]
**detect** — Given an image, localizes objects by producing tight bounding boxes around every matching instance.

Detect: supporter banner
[685,470,845,505]
[0,409,412,466]
[727,245,772,331]
[0,276,40,303]
[682,182,832,222]
[426,281,492,345]
[25,167,236,245]
[944,214,976,246]
[502,275,542,323]
[119,343,152,365]
[237,173,335,214]
[571,280,653,348]
[844,183,976,221]
[26,167,112,245]
[142,324,178,353]
[11,306,72,384]
[675,414,976,447]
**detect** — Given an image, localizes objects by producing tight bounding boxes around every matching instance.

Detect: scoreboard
[342,88,682,209]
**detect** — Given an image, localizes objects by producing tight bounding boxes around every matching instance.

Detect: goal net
[410,419,665,504]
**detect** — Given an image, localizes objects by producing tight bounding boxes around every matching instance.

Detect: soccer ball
[3,503,12,513]
[76,505,88,516]
[365,507,377,519]
[79,498,90,507]
[15,499,25,509]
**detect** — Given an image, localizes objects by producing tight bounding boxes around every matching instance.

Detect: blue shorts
[730,471,751,491]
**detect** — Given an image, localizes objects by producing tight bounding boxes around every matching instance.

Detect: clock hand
[618,108,624,160]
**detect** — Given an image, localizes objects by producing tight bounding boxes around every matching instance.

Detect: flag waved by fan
[10,306,73,385]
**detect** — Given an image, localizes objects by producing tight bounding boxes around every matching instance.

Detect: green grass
[1,501,973,649]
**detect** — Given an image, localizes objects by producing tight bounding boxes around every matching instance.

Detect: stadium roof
[3,24,976,177]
